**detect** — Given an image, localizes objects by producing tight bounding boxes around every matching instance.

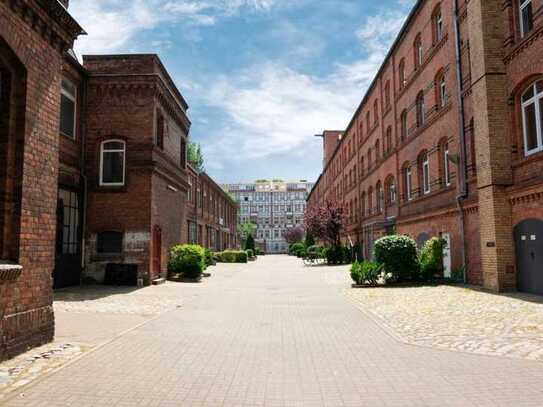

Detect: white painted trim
[99,139,126,187]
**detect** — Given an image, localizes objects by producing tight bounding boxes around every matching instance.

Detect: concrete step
[152,278,166,286]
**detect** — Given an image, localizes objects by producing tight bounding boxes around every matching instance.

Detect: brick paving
[3,256,543,406]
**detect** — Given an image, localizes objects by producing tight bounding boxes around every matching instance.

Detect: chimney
[321,131,344,168]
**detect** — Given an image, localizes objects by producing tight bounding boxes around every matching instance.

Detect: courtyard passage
[3,255,543,406]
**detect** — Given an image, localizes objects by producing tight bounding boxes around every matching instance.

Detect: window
[401,110,408,140]
[385,81,391,108]
[376,182,383,213]
[386,127,393,153]
[421,153,431,194]
[520,0,534,38]
[522,80,543,155]
[433,5,444,43]
[156,112,164,149]
[368,187,373,215]
[60,78,76,139]
[399,59,406,89]
[100,140,126,186]
[374,99,379,125]
[405,165,413,201]
[366,111,371,133]
[414,34,423,69]
[97,231,123,254]
[387,178,396,204]
[416,91,425,127]
[57,189,79,255]
[439,75,447,107]
[375,139,381,162]
[443,142,451,186]
[180,138,187,168]
[361,192,366,217]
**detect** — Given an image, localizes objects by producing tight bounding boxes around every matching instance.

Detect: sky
[69,0,416,183]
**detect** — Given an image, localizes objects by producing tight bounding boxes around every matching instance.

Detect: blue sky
[70,0,415,183]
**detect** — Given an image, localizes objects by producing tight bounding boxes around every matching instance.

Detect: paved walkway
[3,256,543,406]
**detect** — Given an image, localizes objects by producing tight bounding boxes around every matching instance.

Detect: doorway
[514,219,543,295]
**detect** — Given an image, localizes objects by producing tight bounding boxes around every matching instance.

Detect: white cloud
[201,5,411,166]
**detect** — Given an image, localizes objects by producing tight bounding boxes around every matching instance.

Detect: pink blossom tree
[304,200,346,247]
[283,225,305,245]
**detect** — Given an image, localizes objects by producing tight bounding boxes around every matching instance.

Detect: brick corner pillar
[467,0,515,292]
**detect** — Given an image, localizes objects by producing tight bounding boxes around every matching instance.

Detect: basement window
[97,231,123,254]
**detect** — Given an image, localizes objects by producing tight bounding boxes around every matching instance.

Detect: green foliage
[450,266,466,283]
[168,244,206,279]
[289,242,305,257]
[204,248,215,267]
[304,233,315,248]
[306,245,325,259]
[324,245,351,265]
[245,249,255,259]
[238,222,257,244]
[419,237,448,281]
[350,261,383,285]
[374,235,419,282]
[216,250,248,263]
[244,234,255,251]
[187,142,204,173]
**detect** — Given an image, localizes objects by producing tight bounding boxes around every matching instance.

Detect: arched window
[374,99,379,125]
[360,156,365,177]
[441,140,451,186]
[385,176,396,205]
[416,91,425,127]
[100,140,126,186]
[419,151,431,194]
[414,34,423,69]
[376,181,383,213]
[361,192,366,218]
[366,111,371,133]
[385,81,391,108]
[375,139,381,162]
[521,79,543,156]
[385,126,393,154]
[368,187,374,215]
[401,109,408,140]
[367,148,372,170]
[520,0,534,38]
[432,4,444,43]
[435,70,447,108]
[399,59,406,89]
[404,164,413,201]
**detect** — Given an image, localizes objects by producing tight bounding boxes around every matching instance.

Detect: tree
[283,226,305,245]
[245,234,255,251]
[237,222,256,242]
[187,142,204,173]
[304,200,346,247]
[304,233,315,248]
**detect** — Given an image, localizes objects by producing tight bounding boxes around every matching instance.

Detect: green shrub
[451,266,465,283]
[324,245,351,265]
[246,249,255,259]
[244,234,255,251]
[304,233,315,248]
[418,237,447,281]
[204,248,215,267]
[374,235,419,282]
[168,244,206,279]
[216,250,248,263]
[306,245,325,259]
[289,242,305,257]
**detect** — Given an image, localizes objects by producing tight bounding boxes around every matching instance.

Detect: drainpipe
[453,0,469,283]
[79,68,88,285]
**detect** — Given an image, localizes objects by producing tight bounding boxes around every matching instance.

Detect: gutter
[79,68,89,284]
[453,0,469,283]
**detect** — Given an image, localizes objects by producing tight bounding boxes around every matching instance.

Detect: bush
[246,249,255,259]
[289,242,305,257]
[374,235,419,282]
[350,261,384,285]
[216,250,248,263]
[168,244,206,280]
[204,248,215,267]
[244,234,255,251]
[418,237,447,281]
[306,245,325,259]
[324,245,351,265]
[304,233,315,248]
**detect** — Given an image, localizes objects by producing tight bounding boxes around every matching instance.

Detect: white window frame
[406,166,413,201]
[436,12,444,41]
[389,181,396,203]
[522,80,543,156]
[416,41,423,67]
[99,139,126,187]
[520,0,533,38]
[423,155,431,194]
[440,77,447,107]
[444,144,451,186]
[60,78,77,139]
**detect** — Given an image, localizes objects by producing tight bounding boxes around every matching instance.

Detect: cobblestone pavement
[344,283,543,361]
[3,256,543,406]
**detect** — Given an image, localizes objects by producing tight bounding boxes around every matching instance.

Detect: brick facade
[0,0,83,361]
[308,0,543,293]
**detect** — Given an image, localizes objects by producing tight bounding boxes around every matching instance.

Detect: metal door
[514,219,543,295]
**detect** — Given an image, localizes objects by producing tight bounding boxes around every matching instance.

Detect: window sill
[0,263,23,282]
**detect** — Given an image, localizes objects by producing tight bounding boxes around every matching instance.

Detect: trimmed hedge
[216,250,248,263]
[168,244,206,280]
[374,235,419,282]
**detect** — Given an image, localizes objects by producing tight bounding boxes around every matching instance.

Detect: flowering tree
[304,200,346,247]
[283,225,305,245]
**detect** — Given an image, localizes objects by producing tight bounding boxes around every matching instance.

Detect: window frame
[60,78,77,139]
[422,154,431,194]
[99,139,126,187]
[440,76,447,107]
[406,166,413,201]
[521,80,543,156]
[443,143,451,186]
[520,0,534,38]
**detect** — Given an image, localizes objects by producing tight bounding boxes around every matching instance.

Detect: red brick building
[1,0,84,360]
[308,0,543,295]
[185,166,238,251]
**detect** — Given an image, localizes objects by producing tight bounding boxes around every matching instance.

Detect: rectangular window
[444,147,451,186]
[406,167,413,201]
[520,0,534,38]
[423,158,431,194]
[100,141,126,186]
[97,231,123,254]
[60,79,76,139]
[58,189,79,255]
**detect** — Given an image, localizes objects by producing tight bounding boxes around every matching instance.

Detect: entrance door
[54,189,82,288]
[442,233,451,278]
[514,219,543,295]
[152,225,162,280]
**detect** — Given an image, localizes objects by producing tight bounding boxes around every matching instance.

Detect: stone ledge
[0,264,23,283]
